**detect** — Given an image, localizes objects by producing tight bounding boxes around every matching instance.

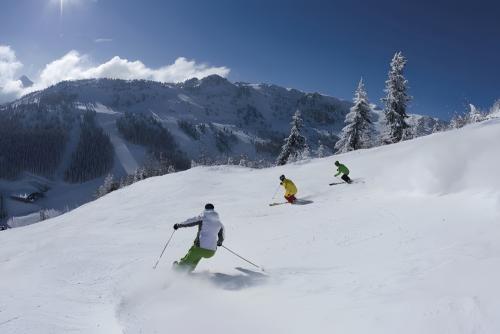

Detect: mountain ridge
[0,75,445,225]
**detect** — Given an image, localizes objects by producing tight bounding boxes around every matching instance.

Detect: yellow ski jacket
[281,179,297,196]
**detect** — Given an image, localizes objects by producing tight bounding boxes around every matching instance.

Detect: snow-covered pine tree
[382,52,412,144]
[122,174,135,187]
[316,140,327,158]
[39,209,48,222]
[449,112,467,129]
[335,78,374,153]
[276,110,308,165]
[467,104,484,124]
[133,167,147,182]
[96,173,118,198]
[297,145,310,161]
[167,165,176,174]
[432,122,444,133]
[489,100,500,118]
[239,155,248,167]
[402,125,416,140]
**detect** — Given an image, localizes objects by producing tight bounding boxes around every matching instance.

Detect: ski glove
[217,241,223,247]
[173,224,179,230]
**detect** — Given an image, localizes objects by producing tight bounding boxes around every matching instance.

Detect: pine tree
[39,209,48,222]
[403,125,417,140]
[239,154,248,167]
[134,167,147,182]
[96,173,117,198]
[382,52,412,144]
[316,140,327,158]
[296,146,310,161]
[167,165,176,174]
[0,195,7,220]
[276,110,308,165]
[449,112,467,129]
[335,78,374,153]
[467,104,484,124]
[432,122,444,133]
[488,100,500,118]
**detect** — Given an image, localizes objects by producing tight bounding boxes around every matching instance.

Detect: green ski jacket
[335,164,349,176]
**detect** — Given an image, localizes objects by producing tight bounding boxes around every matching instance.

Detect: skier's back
[173,203,225,272]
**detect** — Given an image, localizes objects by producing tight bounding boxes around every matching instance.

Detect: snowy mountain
[2,75,445,167]
[0,76,445,225]
[18,75,34,88]
[1,117,499,333]
[7,76,354,160]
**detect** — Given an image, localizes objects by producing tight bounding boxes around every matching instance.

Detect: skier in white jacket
[173,203,225,272]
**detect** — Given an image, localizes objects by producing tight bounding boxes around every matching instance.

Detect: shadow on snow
[191,267,269,290]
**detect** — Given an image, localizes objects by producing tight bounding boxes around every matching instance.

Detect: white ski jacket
[177,210,225,251]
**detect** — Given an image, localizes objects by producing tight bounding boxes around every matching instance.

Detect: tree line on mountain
[64,111,114,183]
[95,153,181,199]
[116,112,190,171]
[448,102,497,129]
[0,107,69,179]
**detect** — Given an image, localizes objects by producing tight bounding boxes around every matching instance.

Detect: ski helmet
[205,203,215,210]
[279,175,285,181]
[334,161,340,166]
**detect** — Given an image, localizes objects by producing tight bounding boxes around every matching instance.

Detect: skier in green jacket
[334,161,352,183]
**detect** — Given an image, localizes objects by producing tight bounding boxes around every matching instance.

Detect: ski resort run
[0,118,499,334]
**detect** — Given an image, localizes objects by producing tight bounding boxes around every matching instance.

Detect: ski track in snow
[96,112,139,174]
[109,135,139,174]
[1,120,500,333]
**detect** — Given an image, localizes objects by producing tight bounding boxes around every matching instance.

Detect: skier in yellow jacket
[280,175,297,203]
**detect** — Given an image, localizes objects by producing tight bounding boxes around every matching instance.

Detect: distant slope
[0,118,499,333]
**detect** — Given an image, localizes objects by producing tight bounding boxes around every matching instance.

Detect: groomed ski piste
[1,118,500,334]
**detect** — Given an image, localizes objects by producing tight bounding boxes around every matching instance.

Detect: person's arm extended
[334,168,341,177]
[174,215,202,229]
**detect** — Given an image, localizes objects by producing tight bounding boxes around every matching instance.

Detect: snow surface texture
[1,119,499,333]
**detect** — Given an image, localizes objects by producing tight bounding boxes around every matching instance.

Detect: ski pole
[153,230,176,269]
[221,245,264,271]
[271,184,281,200]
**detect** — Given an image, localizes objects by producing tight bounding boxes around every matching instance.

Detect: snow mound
[349,118,500,195]
[1,119,499,334]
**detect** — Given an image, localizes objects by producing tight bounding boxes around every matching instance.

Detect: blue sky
[0,0,499,119]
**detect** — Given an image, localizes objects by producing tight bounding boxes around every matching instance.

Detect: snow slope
[1,119,499,334]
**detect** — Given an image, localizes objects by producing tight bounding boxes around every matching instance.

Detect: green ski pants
[178,246,215,271]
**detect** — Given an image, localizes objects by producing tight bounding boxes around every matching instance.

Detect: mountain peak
[19,75,34,88]
[199,74,232,86]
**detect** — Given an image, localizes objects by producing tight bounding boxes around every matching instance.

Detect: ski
[269,199,313,206]
[292,199,313,205]
[235,267,268,277]
[269,202,288,206]
[329,179,364,186]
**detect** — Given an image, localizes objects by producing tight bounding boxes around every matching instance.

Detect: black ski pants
[341,174,352,183]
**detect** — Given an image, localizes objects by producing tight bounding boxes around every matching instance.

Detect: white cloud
[0,45,24,102]
[0,46,230,103]
[94,38,113,43]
